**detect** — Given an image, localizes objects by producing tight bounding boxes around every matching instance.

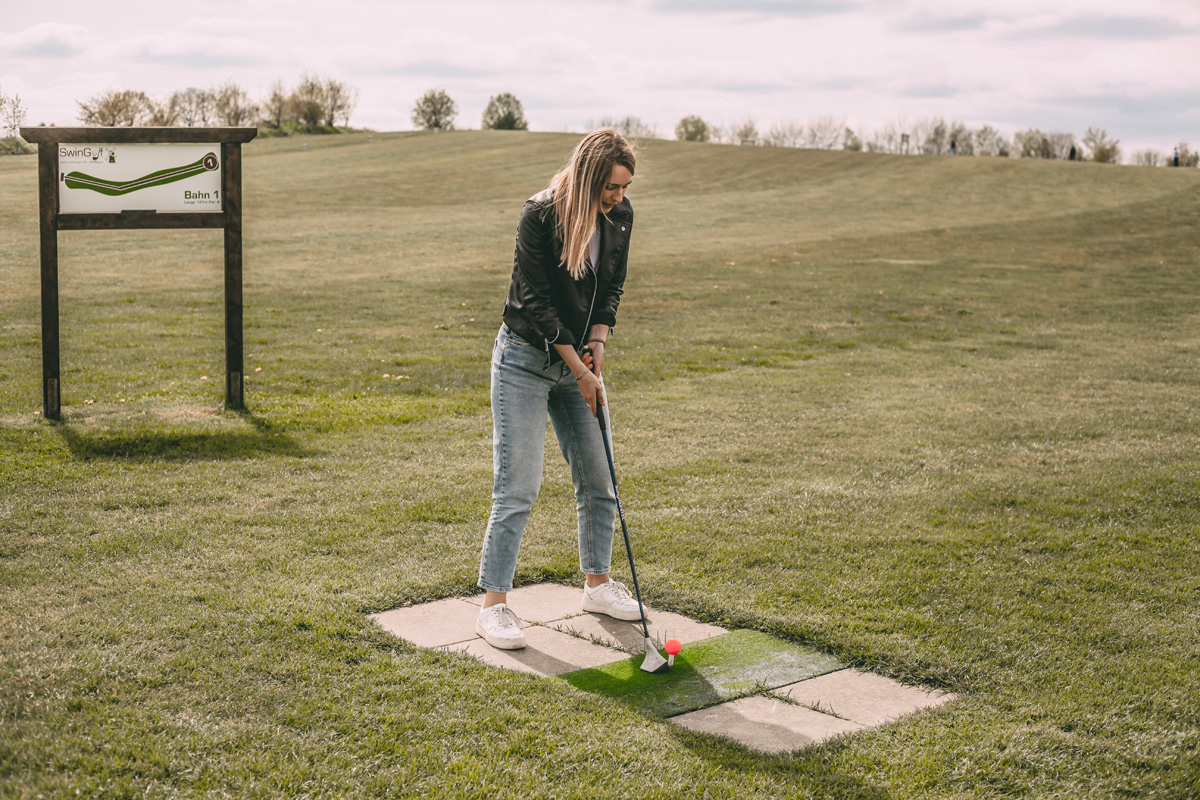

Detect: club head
[640,638,669,674]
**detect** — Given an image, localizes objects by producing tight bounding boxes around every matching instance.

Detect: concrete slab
[548,610,727,653]
[438,625,629,677]
[460,583,585,623]
[369,598,482,648]
[369,585,949,755]
[775,669,955,727]
[671,695,863,753]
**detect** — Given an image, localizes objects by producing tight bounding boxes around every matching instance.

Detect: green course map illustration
[64,152,219,196]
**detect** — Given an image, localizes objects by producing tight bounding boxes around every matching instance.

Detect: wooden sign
[19,126,257,420]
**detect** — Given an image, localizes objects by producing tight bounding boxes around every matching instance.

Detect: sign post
[20,126,257,419]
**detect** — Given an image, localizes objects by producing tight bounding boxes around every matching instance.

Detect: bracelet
[575,371,589,381]
[587,339,607,345]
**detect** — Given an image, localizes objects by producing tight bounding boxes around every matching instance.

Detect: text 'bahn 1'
[58,144,223,214]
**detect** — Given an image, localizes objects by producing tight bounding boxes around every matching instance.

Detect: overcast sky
[3,0,1198,153]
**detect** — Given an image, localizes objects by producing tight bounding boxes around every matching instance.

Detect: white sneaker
[476,603,526,650]
[582,580,644,621]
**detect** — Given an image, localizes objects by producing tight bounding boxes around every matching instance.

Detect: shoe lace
[491,605,521,631]
[607,581,634,602]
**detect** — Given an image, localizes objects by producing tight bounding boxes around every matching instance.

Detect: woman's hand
[554,342,607,417]
[582,341,605,376]
[576,370,606,417]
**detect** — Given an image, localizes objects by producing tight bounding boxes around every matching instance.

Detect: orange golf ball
[664,638,682,655]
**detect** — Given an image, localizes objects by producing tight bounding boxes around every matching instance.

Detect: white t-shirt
[588,222,600,272]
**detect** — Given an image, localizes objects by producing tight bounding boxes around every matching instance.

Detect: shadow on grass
[666,726,890,800]
[55,410,315,461]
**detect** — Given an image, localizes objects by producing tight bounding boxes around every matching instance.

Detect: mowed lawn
[2,132,1199,799]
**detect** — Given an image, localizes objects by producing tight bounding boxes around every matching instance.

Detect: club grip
[597,406,607,430]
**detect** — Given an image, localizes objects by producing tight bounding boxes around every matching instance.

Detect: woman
[476,129,639,649]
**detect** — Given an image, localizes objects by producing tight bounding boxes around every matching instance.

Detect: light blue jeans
[478,325,616,593]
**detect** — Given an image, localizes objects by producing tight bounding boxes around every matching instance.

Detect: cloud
[118,17,300,70]
[1011,14,1192,41]
[1009,88,1200,143]
[898,83,966,99]
[130,42,266,69]
[700,79,794,94]
[812,76,872,92]
[897,12,994,33]
[651,0,856,18]
[0,23,90,59]
[376,60,496,79]
[1047,89,1200,119]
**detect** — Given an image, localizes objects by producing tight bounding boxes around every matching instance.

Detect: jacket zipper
[582,260,599,353]
[543,234,602,371]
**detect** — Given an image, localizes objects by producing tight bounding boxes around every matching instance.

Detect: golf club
[595,386,669,674]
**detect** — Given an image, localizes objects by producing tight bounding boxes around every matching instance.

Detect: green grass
[559,630,846,718]
[2,130,1199,798]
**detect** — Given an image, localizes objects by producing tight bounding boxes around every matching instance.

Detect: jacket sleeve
[513,200,575,347]
[593,206,632,329]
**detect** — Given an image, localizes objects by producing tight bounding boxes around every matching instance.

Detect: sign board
[58,144,223,214]
[19,126,257,420]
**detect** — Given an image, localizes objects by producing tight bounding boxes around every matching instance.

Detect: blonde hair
[549,128,636,280]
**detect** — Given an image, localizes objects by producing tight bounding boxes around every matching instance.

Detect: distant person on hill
[1069,145,1077,161]
[474,129,639,650]
[1175,148,1180,167]
[950,139,956,155]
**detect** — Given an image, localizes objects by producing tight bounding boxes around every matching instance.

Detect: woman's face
[599,165,633,213]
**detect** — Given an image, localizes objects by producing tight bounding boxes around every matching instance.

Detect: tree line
[75,75,359,131]
[673,114,1196,167]
[409,87,1195,167]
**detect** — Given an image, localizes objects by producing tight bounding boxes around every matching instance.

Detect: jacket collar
[596,202,630,278]
[603,196,633,223]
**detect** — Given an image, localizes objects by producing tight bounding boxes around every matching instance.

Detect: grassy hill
[2,132,1199,798]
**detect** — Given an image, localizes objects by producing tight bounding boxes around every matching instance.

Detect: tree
[708,122,733,144]
[1013,128,1052,159]
[763,121,803,147]
[1045,131,1076,160]
[866,119,908,154]
[263,80,289,128]
[481,93,528,130]
[804,116,843,149]
[412,88,457,131]
[174,88,213,127]
[323,78,359,127]
[1176,142,1199,168]
[1132,149,1163,167]
[948,121,974,155]
[292,73,327,127]
[214,81,257,127]
[591,116,657,139]
[293,98,322,127]
[77,90,150,126]
[144,94,180,126]
[974,125,1009,157]
[675,115,710,142]
[912,117,949,155]
[2,90,26,137]
[1082,127,1120,163]
[842,127,862,152]
[735,118,758,144]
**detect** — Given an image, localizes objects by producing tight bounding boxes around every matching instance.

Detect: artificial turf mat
[557,630,846,717]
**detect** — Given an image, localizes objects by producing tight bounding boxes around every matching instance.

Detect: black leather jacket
[502,188,633,366]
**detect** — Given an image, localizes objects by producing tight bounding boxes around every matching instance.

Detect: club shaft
[598,415,651,641]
